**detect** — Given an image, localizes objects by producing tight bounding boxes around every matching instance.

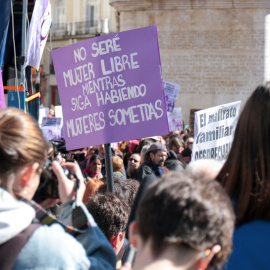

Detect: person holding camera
[0,108,116,270]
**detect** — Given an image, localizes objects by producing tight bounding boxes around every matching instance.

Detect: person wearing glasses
[126,154,141,179]
[136,143,168,183]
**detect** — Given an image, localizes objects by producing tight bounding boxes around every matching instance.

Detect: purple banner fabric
[25,0,51,70]
[51,26,169,150]
[0,72,6,108]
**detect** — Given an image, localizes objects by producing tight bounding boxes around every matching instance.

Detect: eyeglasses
[155,154,168,159]
[129,158,139,163]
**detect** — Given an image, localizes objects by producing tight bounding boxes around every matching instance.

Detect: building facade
[110,0,270,127]
[41,0,117,106]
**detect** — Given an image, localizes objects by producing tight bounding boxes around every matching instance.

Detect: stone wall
[110,0,270,126]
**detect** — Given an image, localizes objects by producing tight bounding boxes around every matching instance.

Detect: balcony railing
[52,21,99,37]
[51,23,66,37]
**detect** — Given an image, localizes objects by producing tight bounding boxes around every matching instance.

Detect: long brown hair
[0,108,47,192]
[216,82,270,226]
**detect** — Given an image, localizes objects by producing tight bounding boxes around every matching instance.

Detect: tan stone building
[41,0,117,106]
[110,0,270,128]
[43,0,270,128]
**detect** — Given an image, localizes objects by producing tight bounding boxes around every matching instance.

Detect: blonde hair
[0,108,47,191]
[112,156,123,172]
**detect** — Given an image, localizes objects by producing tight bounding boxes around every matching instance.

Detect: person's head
[0,108,47,200]
[178,147,192,165]
[165,159,185,172]
[48,104,55,117]
[145,143,168,167]
[128,140,140,154]
[129,171,234,270]
[140,145,150,164]
[136,139,154,154]
[118,141,128,153]
[180,128,189,138]
[87,154,102,175]
[82,179,104,204]
[81,146,95,159]
[170,130,180,137]
[184,135,194,149]
[127,153,141,172]
[217,82,270,226]
[98,178,139,208]
[112,156,123,172]
[186,159,223,181]
[96,144,105,158]
[86,193,130,255]
[168,137,185,155]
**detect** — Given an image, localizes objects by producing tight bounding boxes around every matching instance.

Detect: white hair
[140,145,151,157]
[185,159,224,181]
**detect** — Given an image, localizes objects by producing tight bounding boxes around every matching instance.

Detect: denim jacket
[0,188,116,270]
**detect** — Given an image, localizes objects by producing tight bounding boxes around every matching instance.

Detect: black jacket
[136,159,162,183]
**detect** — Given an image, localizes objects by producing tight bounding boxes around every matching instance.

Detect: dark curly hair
[86,193,130,240]
[137,171,235,269]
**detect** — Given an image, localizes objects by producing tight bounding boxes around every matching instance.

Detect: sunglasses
[129,158,139,163]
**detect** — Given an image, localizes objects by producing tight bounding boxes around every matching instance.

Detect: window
[85,0,95,27]
[54,0,65,25]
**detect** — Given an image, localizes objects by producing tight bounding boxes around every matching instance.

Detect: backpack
[0,223,40,270]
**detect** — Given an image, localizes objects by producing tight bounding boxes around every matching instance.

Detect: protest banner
[41,117,62,141]
[55,105,64,138]
[25,0,51,70]
[38,107,49,126]
[167,107,183,132]
[164,81,180,112]
[51,25,169,150]
[55,105,63,119]
[191,101,241,162]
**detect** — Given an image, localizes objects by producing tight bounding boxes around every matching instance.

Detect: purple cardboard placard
[51,25,169,150]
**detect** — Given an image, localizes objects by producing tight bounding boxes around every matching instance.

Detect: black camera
[66,152,85,163]
[51,139,68,160]
[33,159,77,201]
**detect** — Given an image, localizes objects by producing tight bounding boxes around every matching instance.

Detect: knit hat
[146,142,167,155]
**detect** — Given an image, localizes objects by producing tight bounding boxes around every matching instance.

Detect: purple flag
[0,72,6,108]
[25,0,51,70]
[51,26,169,150]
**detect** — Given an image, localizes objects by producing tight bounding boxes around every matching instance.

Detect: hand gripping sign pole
[105,143,114,193]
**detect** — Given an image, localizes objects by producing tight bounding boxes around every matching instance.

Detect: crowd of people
[1,82,270,270]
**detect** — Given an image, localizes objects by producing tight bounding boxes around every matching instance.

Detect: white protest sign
[38,106,49,126]
[164,81,180,112]
[55,105,63,119]
[41,117,62,141]
[192,101,241,162]
[55,105,64,137]
[167,107,183,131]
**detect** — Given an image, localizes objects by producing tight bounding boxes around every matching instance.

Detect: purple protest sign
[51,26,169,150]
[0,73,6,108]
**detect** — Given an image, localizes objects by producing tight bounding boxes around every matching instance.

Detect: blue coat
[224,220,270,270]
[12,201,116,270]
